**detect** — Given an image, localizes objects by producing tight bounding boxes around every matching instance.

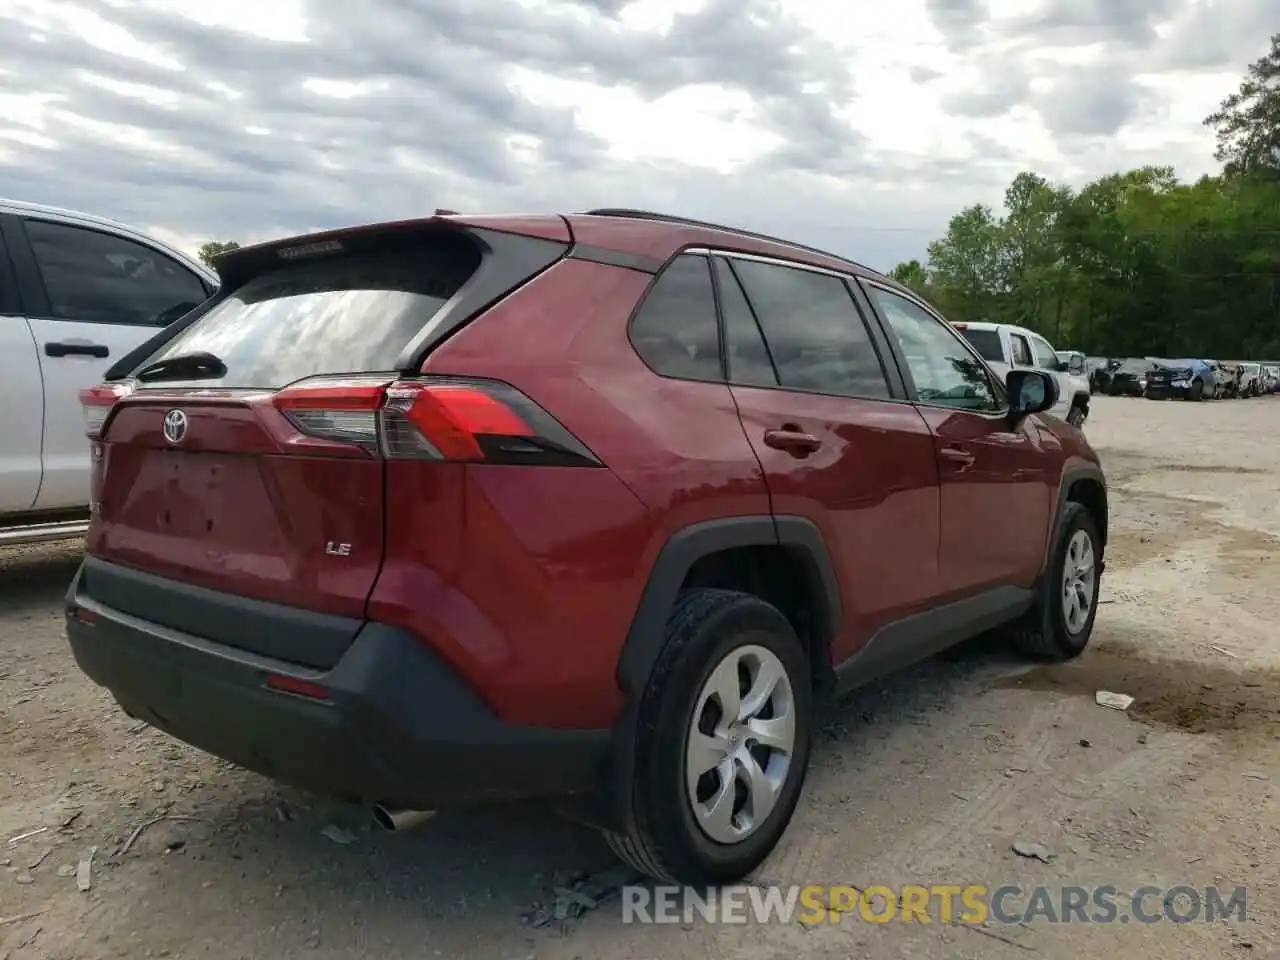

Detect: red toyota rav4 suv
[66,209,1107,885]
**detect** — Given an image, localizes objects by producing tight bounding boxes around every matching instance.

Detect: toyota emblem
[162,409,188,444]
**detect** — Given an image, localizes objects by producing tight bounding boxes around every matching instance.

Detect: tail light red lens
[265,673,332,701]
[271,376,600,466]
[79,382,134,438]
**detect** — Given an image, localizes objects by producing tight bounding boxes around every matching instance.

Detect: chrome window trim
[683,247,852,281]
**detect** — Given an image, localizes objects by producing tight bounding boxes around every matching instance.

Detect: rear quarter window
[628,254,722,382]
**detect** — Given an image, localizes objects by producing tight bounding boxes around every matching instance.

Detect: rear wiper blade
[135,351,227,383]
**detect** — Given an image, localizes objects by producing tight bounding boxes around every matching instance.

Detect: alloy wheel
[1062,529,1097,634]
[685,644,796,844]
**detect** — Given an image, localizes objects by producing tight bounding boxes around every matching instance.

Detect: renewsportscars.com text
[621,884,1248,926]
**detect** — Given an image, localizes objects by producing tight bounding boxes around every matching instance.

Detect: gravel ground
[3,394,1279,960]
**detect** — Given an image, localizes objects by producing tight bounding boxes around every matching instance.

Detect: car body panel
[912,405,1058,595]
[0,199,217,520]
[729,384,943,663]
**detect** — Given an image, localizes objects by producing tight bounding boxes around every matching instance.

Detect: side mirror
[1053,359,1069,372]
[1007,369,1059,420]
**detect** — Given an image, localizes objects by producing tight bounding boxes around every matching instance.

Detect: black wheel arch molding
[614,514,841,699]
[1049,462,1108,565]
[575,514,840,835]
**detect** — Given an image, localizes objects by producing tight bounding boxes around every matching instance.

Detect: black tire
[1066,403,1087,428]
[1008,502,1102,662]
[601,588,813,885]
[1189,379,1204,401]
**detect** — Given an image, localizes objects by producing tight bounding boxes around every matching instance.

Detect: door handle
[46,341,109,358]
[940,445,975,468]
[763,426,822,457]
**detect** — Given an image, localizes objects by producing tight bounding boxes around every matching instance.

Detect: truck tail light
[79,382,134,438]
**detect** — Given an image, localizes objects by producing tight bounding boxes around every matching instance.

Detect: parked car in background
[1219,362,1243,397]
[953,321,1092,426]
[1238,362,1263,397]
[1055,350,1090,387]
[1055,349,1087,375]
[1144,358,1215,401]
[1260,364,1279,394]
[64,207,1109,886]
[0,199,218,544]
[1205,360,1232,398]
[1087,357,1114,394]
[1107,358,1158,396]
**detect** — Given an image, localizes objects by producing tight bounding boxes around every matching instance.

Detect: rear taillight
[79,382,134,438]
[272,377,387,449]
[271,376,601,466]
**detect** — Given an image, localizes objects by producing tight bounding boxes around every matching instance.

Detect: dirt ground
[3,394,1280,960]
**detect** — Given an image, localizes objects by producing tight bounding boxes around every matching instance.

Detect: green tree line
[891,34,1280,360]
[197,240,240,267]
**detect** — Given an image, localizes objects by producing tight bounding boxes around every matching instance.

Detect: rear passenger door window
[24,219,210,326]
[629,254,722,382]
[728,258,889,399]
[712,257,778,388]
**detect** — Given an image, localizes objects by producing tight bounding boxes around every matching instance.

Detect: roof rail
[581,208,874,274]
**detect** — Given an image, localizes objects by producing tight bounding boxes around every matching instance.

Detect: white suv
[1,199,217,544]
[950,321,1092,427]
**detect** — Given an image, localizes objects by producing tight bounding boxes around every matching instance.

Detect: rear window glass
[136,249,476,388]
[956,328,1002,362]
[1117,359,1150,373]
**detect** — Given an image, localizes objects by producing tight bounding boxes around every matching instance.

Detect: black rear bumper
[65,560,610,809]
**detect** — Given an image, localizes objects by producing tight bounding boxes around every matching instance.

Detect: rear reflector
[67,603,102,625]
[271,376,600,466]
[265,673,331,701]
[79,382,134,438]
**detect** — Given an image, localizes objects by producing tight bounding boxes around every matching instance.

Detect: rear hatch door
[84,220,566,667]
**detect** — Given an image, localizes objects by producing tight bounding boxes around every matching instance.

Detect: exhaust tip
[372,804,436,832]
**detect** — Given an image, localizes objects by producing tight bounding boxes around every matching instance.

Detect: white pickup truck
[0,199,217,545]
[951,321,1092,427]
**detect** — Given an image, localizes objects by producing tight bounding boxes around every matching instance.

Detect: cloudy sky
[0,0,1268,270]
